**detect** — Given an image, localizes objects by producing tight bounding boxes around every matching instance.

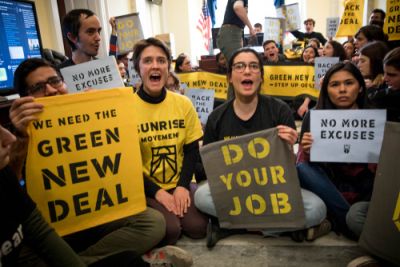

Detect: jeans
[194,181,326,230]
[346,201,369,238]
[296,162,350,229]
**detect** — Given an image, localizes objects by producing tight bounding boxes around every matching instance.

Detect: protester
[343,40,355,61]
[253,22,262,33]
[0,125,85,267]
[215,52,228,74]
[354,25,386,54]
[58,9,102,68]
[218,0,255,99]
[174,53,193,73]
[109,17,131,80]
[356,41,389,96]
[301,45,319,64]
[166,71,184,94]
[132,37,208,245]
[368,8,386,28]
[322,40,347,61]
[307,38,321,49]
[217,0,255,62]
[194,47,329,248]
[293,45,319,119]
[262,40,286,64]
[291,18,327,46]
[9,58,193,266]
[297,62,376,237]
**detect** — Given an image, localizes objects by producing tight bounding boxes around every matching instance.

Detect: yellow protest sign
[336,0,364,37]
[178,65,319,100]
[385,0,400,41]
[178,71,228,99]
[262,64,318,98]
[26,88,146,236]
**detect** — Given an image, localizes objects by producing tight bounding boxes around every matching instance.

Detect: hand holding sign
[277,125,298,146]
[10,96,44,137]
[300,132,313,154]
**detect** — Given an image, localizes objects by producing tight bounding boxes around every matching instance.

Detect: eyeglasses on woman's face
[232,62,260,73]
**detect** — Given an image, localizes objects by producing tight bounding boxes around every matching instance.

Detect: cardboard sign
[60,56,124,93]
[116,13,144,54]
[185,88,215,125]
[200,128,306,229]
[314,57,339,89]
[26,88,146,236]
[326,17,340,38]
[276,3,301,32]
[336,0,364,37]
[264,17,285,45]
[384,0,400,41]
[310,110,386,163]
[359,122,400,265]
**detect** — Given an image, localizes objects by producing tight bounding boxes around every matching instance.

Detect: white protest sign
[61,56,124,93]
[310,110,386,163]
[185,88,214,125]
[276,3,301,31]
[326,17,340,38]
[314,57,339,89]
[127,59,142,87]
[264,17,285,45]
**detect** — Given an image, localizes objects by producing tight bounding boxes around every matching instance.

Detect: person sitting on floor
[194,47,330,248]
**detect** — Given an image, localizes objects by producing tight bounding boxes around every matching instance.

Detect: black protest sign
[200,128,305,229]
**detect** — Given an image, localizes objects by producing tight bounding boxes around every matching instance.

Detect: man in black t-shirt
[291,18,327,46]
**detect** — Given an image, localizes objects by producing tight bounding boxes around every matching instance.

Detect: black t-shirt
[290,30,327,45]
[222,0,248,28]
[203,94,296,145]
[0,166,35,266]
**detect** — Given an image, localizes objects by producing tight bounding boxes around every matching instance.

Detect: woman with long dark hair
[296,62,375,237]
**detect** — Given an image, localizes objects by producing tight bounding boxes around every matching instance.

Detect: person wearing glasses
[9,58,194,267]
[0,124,85,267]
[194,48,329,248]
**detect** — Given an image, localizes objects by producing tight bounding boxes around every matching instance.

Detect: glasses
[232,62,260,73]
[27,76,64,95]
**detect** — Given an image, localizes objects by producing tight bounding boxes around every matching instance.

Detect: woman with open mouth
[194,47,330,247]
[131,37,208,246]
